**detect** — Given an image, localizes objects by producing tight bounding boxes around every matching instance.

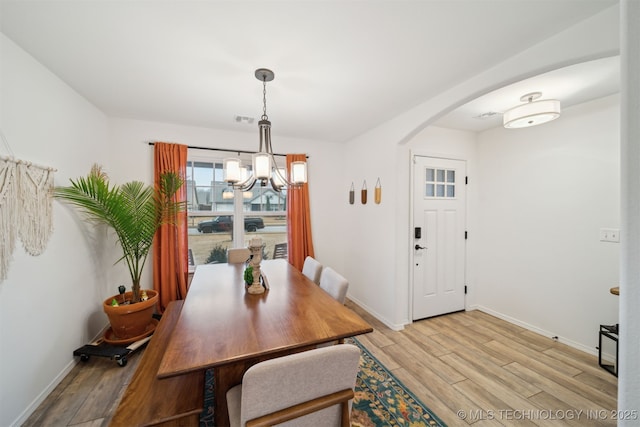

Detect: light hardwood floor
[24,301,617,426]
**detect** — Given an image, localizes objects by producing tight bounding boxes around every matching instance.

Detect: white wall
[339,5,620,331]
[341,127,400,327]
[619,0,640,419]
[474,95,620,353]
[107,117,347,289]
[0,34,111,427]
[343,125,478,330]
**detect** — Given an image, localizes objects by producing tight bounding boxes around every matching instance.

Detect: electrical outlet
[609,229,620,242]
[600,228,620,243]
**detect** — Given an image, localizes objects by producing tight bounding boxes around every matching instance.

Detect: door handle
[415,244,426,250]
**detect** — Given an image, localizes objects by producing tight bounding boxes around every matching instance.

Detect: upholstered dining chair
[319,267,349,305]
[226,344,361,427]
[227,248,251,264]
[301,256,323,285]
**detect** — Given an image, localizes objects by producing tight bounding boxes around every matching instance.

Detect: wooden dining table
[157,259,373,426]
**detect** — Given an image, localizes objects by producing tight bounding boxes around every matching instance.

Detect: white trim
[348,294,405,331]
[408,152,416,322]
[9,360,77,427]
[472,305,608,359]
[9,325,110,427]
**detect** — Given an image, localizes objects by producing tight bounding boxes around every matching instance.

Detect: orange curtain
[153,142,188,313]
[286,154,314,271]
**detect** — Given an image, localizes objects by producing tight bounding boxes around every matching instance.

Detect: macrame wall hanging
[0,158,17,282]
[0,130,56,282]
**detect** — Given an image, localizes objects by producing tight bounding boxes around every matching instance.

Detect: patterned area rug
[348,338,446,427]
[200,338,446,426]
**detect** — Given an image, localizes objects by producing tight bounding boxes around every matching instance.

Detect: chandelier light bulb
[253,152,271,180]
[223,158,242,183]
[291,161,307,184]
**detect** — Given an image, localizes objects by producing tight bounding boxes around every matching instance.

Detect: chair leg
[341,401,350,427]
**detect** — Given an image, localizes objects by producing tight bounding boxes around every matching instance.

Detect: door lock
[415,244,426,250]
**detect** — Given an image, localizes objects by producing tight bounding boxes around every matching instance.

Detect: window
[187,152,288,266]
[424,168,456,198]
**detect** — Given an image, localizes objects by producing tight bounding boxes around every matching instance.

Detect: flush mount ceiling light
[223,68,307,192]
[503,92,561,129]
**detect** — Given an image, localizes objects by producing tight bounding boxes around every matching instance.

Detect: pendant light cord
[262,78,268,121]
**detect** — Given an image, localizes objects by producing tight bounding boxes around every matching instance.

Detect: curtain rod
[147,142,308,158]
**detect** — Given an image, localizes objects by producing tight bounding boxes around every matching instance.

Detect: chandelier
[503,92,561,129]
[223,68,307,192]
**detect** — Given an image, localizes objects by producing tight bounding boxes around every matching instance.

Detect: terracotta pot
[103,290,158,340]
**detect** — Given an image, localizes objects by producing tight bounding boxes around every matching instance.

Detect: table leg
[214,363,248,426]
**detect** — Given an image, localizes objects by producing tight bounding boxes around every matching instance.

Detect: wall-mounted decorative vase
[361,180,367,204]
[349,182,354,204]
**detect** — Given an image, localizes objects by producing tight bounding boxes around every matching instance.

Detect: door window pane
[447,170,455,183]
[446,185,455,198]
[424,167,457,199]
[425,184,434,197]
[425,168,434,182]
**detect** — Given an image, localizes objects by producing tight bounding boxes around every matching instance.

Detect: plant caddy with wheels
[73,333,154,367]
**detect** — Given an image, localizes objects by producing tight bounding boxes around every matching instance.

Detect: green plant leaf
[54,164,184,302]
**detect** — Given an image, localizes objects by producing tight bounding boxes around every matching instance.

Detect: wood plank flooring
[23,302,617,426]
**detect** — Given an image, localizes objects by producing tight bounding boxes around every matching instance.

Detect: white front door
[412,156,466,320]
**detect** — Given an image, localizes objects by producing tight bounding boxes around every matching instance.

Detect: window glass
[187,161,227,212]
[447,170,455,183]
[425,183,434,197]
[187,153,288,266]
[425,168,434,182]
[446,185,455,198]
[424,167,457,199]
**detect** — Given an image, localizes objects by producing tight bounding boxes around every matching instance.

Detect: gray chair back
[226,344,360,427]
[302,256,323,285]
[319,267,349,304]
[227,248,250,264]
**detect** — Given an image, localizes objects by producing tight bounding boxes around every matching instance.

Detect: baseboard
[474,305,604,358]
[347,294,405,331]
[10,324,110,427]
[10,359,77,427]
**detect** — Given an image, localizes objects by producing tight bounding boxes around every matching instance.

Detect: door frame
[408,150,469,322]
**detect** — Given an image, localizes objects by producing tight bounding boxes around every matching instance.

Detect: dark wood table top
[157,259,373,378]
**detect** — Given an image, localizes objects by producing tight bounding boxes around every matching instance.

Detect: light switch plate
[600,228,620,243]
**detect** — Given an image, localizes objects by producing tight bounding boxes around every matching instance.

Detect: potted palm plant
[54,164,184,342]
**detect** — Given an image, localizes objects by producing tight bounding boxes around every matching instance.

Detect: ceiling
[436,55,620,132]
[0,0,619,142]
